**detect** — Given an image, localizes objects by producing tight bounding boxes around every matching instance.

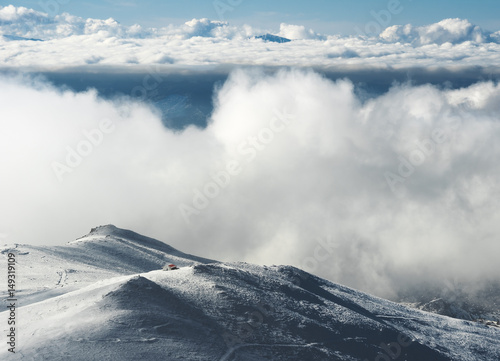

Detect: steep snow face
[1,227,499,360]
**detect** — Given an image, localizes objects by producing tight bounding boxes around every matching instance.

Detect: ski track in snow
[56,269,68,287]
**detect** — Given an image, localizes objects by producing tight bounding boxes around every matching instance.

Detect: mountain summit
[1,226,498,360]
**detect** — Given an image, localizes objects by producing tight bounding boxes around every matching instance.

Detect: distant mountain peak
[255,34,291,43]
[2,34,43,42]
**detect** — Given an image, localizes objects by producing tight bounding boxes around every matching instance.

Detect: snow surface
[1,225,499,360]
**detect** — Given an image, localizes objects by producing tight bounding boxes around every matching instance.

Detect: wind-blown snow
[1,5,500,68]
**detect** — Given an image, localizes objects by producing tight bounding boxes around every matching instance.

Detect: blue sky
[9,0,500,34]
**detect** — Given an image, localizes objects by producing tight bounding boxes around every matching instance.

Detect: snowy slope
[1,226,499,360]
[2,225,213,307]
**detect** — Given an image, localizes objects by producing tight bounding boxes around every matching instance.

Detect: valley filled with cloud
[1,3,500,308]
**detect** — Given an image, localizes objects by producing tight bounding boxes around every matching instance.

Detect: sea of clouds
[1,5,500,68]
[1,68,500,300]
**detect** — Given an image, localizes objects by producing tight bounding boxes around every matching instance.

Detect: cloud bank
[380,18,488,45]
[1,5,500,68]
[1,69,500,300]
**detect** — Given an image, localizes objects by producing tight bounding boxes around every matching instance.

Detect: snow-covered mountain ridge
[1,225,498,360]
[1,225,213,308]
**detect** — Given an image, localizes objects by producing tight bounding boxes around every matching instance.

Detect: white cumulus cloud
[380,18,489,45]
[277,23,323,40]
